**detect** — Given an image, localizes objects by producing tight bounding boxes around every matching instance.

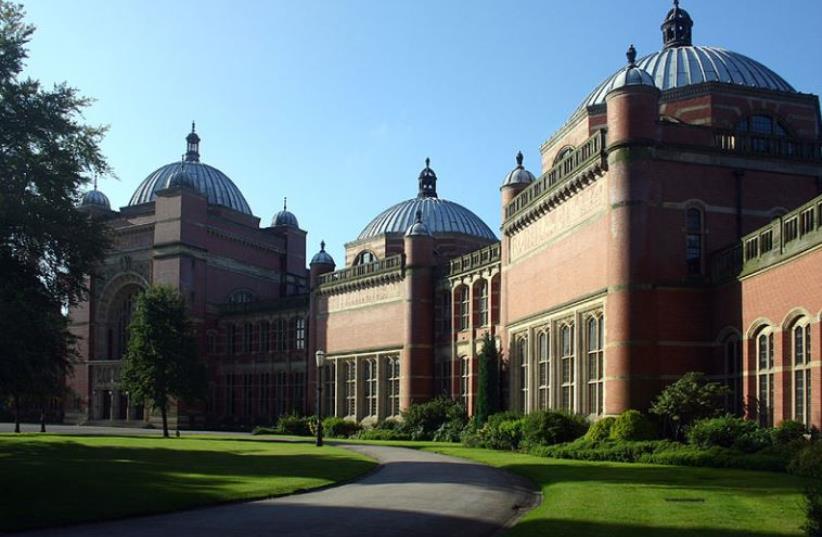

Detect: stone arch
[95,272,148,361]
[715,325,742,343]
[745,317,774,340]
[781,307,813,330]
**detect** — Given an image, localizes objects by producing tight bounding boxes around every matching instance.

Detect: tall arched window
[723,335,743,416]
[344,361,356,418]
[553,146,574,165]
[537,331,550,410]
[242,323,253,353]
[686,208,703,275]
[586,316,604,416]
[386,356,400,417]
[756,329,775,426]
[456,286,470,331]
[259,321,270,353]
[113,289,138,360]
[364,358,378,418]
[735,114,791,155]
[474,280,488,327]
[792,320,812,427]
[272,318,285,351]
[517,337,529,413]
[560,323,575,412]
[460,356,471,410]
[295,318,306,350]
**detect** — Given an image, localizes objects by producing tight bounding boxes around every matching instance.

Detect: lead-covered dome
[272,197,299,228]
[578,2,795,111]
[128,124,252,215]
[358,159,496,241]
[501,151,536,187]
[80,188,110,210]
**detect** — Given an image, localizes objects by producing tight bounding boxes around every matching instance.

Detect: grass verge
[0,433,376,531]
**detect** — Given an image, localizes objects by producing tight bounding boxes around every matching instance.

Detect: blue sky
[21,0,822,263]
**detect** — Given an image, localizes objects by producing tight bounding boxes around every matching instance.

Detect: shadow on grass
[0,437,374,532]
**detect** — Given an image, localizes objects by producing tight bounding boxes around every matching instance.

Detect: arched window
[537,331,550,410]
[474,280,488,327]
[113,289,139,360]
[756,329,775,426]
[242,323,253,353]
[354,250,378,266]
[364,358,378,418]
[553,146,574,165]
[259,321,270,353]
[295,318,306,350]
[517,336,529,413]
[228,290,255,304]
[460,356,471,410]
[686,208,703,275]
[723,335,743,416]
[586,316,604,416]
[791,320,812,427]
[735,114,791,155]
[385,356,400,417]
[227,324,239,355]
[322,363,335,417]
[272,318,285,351]
[560,323,575,412]
[456,286,470,331]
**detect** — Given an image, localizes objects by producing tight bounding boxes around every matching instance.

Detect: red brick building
[69,2,821,429]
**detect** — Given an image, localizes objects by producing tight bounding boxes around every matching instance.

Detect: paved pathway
[3,425,539,537]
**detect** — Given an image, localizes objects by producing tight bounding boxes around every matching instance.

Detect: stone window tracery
[344,361,356,418]
[537,330,550,410]
[516,336,528,413]
[386,356,400,417]
[560,323,575,412]
[791,320,812,427]
[460,356,471,410]
[364,358,378,418]
[474,280,488,327]
[756,328,775,427]
[456,286,470,331]
[354,250,378,266]
[586,315,604,416]
[295,317,306,350]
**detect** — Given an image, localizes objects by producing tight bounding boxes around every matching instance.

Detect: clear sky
[20,0,822,263]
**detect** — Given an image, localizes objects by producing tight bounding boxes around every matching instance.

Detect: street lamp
[315,350,326,447]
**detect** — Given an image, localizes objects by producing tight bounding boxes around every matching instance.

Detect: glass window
[686,208,703,275]
[723,336,743,415]
[322,363,335,417]
[272,319,285,352]
[386,356,400,417]
[243,323,253,353]
[344,361,356,418]
[538,331,550,410]
[793,323,812,427]
[364,359,377,418]
[460,356,471,410]
[560,324,575,412]
[354,251,377,265]
[259,321,270,353]
[296,318,306,350]
[475,281,488,327]
[457,287,470,331]
[517,337,528,413]
[586,316,604,416]
[757,331,775,427]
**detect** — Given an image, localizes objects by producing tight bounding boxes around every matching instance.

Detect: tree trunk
[40,405,46,433]
[13,395,20,433]
[161,406,169,438]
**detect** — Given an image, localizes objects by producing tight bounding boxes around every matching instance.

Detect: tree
[475,332,500,425]
[650,371,730,440]
[120,286,206,438]
[0,1,111,425]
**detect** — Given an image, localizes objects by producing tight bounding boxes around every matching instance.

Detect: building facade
[69,2,822,429]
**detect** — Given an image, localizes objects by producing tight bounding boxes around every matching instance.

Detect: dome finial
[93,174,98,191]
[185,121,201,163]
[627,44,637,67]
[515,151,524,167]
[320,240,326,251]
[283,196,287,211]
[417,157,438,198]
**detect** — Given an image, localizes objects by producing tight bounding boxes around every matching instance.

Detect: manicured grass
[347,439,807,537]
[0,434,376,531]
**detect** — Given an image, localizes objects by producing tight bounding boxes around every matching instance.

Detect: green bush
[322,416,361,438]
[687,415,764,450]
[275,414,311,436]
[789,442,822,480]
[251,426,277,435]
[610,410,657,441]
[773,420,807,445]
[479,412,524,451]
[585,416,616,442]
[354,428,410,441]
[400,398,467,441]
[804,482,822,537]
[521,410,589,447]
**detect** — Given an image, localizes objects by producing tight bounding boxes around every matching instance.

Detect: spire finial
[93,174,98,191]
[283,196,287,211]
[516,151,524,167]
[673,0,679,7]
[185,122,201,163]
[320,240,326,251]
[626,44,637,67]
[425,157,430,168]
[191,121,196,133]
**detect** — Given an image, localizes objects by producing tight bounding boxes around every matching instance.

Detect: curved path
[13,430,538,537]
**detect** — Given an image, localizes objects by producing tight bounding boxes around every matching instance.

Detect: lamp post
[315,350,326,447]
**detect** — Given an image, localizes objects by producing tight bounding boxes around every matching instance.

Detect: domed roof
[578,2,795,111]
[272,197,299,228]
[608,46,657,92]
[167,164,196,189]
[501,151,536,187]
[128,124,252,215]
[80,188,110,210]
[310,241,335,266]
[358,159,496,242]
[405,210,431,237]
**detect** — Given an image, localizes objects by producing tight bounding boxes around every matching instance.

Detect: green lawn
[349,440,808,537]
[0,434,376,532]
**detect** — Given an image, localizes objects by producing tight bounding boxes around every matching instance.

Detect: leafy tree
[121,286,206,438]
[475,332,500,424]
[0,1,110,424]
[650,372,730,440]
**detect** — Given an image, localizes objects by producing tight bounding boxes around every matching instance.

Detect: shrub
[479,412,524,450]
[275,414,311,436]
[251,426,277,435]
[773,420,807,445]
[354,428,410,441]
[789,443,822,480]
[610,410,657,441]
[521,410,588,447]
[322,416,361,438]
[585,416,616,443]
[688,415,763,450]
[804,482,822,537]
[650,372,730,440]
[400,398,467,441]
